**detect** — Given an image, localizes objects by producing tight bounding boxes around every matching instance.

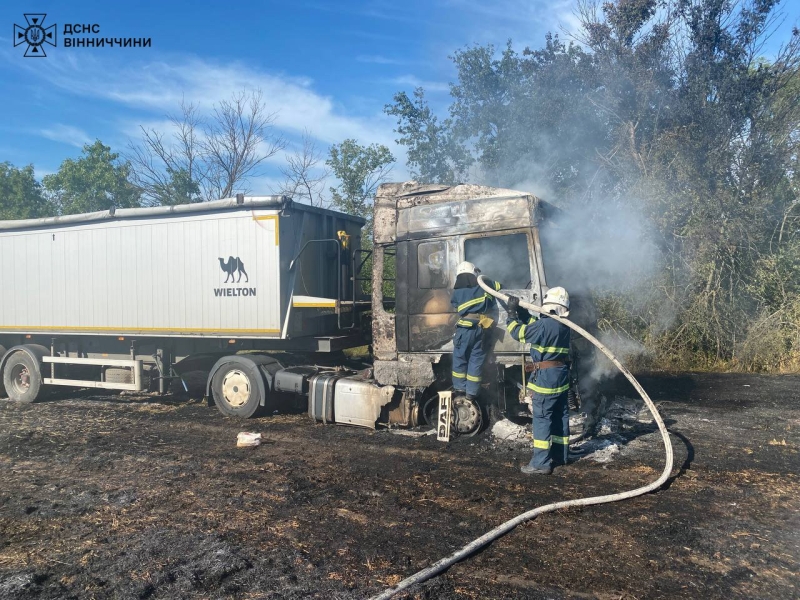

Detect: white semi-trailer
[0,183,599,435]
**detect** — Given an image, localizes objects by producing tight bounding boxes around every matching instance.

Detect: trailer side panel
[0,210,282,338]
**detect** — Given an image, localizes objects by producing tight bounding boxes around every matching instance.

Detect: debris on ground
[493,395,653,464]
[386,428,437,437]
[236,432,262,447]
[0,373,798,599]
[490,418,530,443]
[573,438,622,462]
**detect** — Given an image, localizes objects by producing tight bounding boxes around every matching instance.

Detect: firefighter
[450,261,501,400]
[505,287,571,475]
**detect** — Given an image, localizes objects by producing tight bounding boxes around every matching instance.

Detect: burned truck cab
[370,182,568,419]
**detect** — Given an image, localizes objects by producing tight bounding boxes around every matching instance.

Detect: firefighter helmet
[542,286,570,316]
[456,261,481,276]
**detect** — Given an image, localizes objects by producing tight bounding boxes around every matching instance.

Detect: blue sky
[1,0,798,194]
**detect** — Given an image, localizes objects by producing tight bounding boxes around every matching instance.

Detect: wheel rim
[453,397,482,436]
[10,363,31,397]
[221,369,251,408]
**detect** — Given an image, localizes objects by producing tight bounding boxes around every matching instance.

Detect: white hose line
[368,277,674,600]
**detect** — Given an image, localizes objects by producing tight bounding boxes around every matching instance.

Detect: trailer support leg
[157,348,167,395]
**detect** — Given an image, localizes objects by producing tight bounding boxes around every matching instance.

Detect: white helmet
[542,286,570,317]
[456,261,480,276]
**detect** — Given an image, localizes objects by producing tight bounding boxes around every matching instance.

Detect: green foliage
[385,88,471,184]
[326,139,395,227]
[327,139,396,297]
[387,0,800,370]
[43,141,140,214]
[162,168,202,206]
[0,163,51,220]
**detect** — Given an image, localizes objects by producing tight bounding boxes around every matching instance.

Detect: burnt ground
[0,373,798,600]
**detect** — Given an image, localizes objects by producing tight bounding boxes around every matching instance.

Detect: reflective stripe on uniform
[531,344,569,355]
[494,281,501,290]
[457,319,475,327]
[457,296,485,312]
[466,374,482,382]
[527,381,571,394]
[533,438,551,449]
[506,317,538,336]
[552,435,569,445]
[452,371,466,379]
[518,325,527,343]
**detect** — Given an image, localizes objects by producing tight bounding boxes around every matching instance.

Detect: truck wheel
[2,351,42,404]
[0,345,6,399]
[211,362,264,418]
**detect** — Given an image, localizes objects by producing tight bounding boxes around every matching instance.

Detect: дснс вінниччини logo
[14,14,56,57]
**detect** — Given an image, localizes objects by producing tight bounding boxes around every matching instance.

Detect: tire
[211,361,264,418]
[2,351,42,404]
[0,345,6,399]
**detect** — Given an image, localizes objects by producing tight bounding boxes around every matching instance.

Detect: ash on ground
[489,395,656,463]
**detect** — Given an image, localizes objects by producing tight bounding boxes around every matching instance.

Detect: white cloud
[442,0,579,31]
[36,124,92,148]
[438,0,582,50]
[384,75,451,93]
[6,51,410,182]
[17,54,397,148]
[301,1,418,23]
[356,54,409,65]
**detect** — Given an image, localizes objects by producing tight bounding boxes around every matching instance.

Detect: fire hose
[369,276,674,600]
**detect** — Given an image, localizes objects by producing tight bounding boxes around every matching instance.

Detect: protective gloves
[506,295,520,321]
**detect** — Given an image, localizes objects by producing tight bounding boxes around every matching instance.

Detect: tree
[326,139,395,226]
[385,0,800,369]
[128,90,285,204]
[127,100,204,206]
[0,163,51,220]
[278,131,328,206]
[43,141,140,214]
[203,90,285,199]
[385,88,471,184]
[327,139,396,297]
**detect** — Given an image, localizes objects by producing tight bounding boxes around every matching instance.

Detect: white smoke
[471,150,671,374]
[588,332,654,382]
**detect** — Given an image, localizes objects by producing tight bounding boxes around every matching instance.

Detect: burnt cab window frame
[462,230,535,290]
[416,239,450,289]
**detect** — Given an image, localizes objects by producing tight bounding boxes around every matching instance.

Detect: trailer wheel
[211,362,264,418]
[2,351,42,404]
[0,345,6,399]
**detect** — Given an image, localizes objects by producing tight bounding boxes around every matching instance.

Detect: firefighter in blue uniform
[450,261,502,400]
[506,287,572,475]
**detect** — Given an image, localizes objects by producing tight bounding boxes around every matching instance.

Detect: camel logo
[215,256,256,297]
[14,14,56,57]
[219,256,249,283]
